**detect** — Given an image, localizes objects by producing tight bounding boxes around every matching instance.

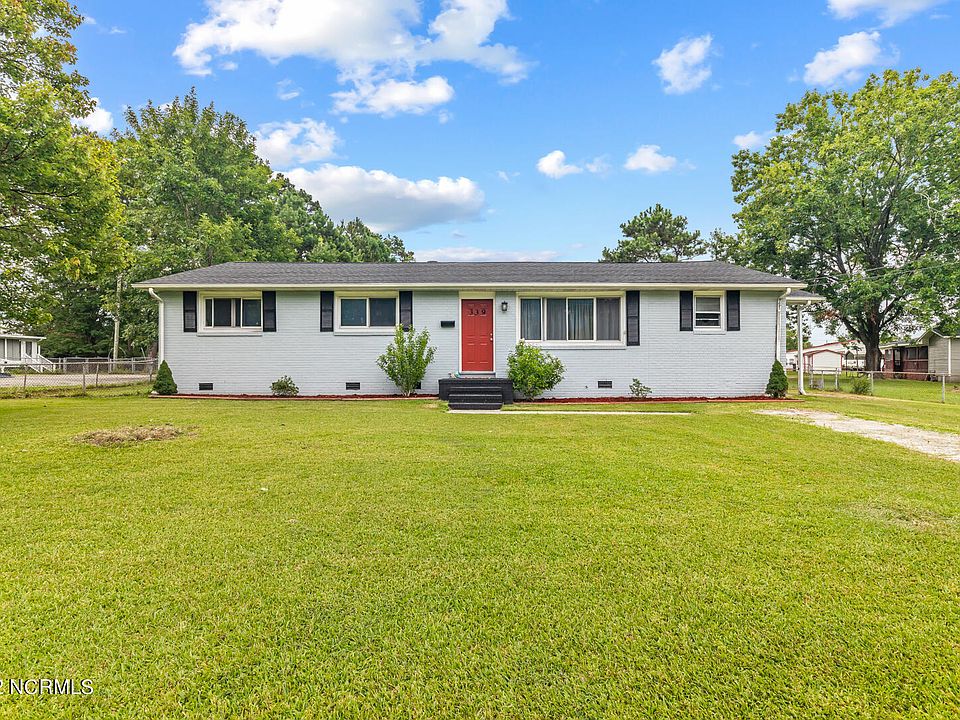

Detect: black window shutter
[399,291,413,330]
[183,291,197,332]
[320,291,334,332]
[726,290,740,331]
[679,291,693,331]
[626,291,640,346]
[263,291,277,332]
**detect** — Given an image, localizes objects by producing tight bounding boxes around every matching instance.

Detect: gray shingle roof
[786,289,825,303]
[134,260,803,288]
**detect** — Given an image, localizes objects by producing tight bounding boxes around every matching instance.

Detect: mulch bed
[153,393,798,404]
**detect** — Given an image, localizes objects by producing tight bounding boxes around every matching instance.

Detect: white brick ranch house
[134,261,810,400]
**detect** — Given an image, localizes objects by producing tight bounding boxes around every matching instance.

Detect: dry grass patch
[74,424,188,446]
[848,502,957,534]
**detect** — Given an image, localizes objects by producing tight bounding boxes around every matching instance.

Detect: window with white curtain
[694,292,723,329]
[519,296,622,343]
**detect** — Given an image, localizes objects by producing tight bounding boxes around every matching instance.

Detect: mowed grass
[2,397,959,718]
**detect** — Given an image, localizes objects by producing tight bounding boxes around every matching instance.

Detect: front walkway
[757,409,960,463]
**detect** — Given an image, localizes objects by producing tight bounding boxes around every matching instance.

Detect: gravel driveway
[757,409,960,463]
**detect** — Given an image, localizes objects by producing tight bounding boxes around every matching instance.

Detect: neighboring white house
[133,260,810,401]
[0,333,50,370]
[786,340,865,372]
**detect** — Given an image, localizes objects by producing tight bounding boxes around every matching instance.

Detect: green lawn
[2,396,959,718]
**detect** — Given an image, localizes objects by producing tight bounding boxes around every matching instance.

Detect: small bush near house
[507,342,565,400]
[377,326,436,397]
[271,375,299,397]
[152,361,178,395]
[629,379,652,398]
[851,375,873,395]
[765,360,788,398]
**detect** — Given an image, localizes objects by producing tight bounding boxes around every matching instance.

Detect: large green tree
[600,204,705,262]
[723,69,960,370]
[111,91,414,354]
[0,0,123,330]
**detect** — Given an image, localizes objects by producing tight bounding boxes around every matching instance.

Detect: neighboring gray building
[134,261,807,399]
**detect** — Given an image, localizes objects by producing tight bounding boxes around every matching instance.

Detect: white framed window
[694,291,724,332]
[335,294,398,331]
[200,292,262,333]
[518,295,624,344]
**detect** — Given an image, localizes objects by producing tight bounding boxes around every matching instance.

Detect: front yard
[2,395,959,717]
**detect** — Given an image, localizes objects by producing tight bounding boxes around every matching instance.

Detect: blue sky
[73,0,958,264]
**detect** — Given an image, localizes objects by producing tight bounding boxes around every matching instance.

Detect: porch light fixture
[500,301,508,312]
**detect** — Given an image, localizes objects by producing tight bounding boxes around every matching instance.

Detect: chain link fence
[0,358,157,398]
[800,368,956,404]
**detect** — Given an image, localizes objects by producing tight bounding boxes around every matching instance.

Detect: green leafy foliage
[377,327,436,397]
[851,376,873,395]
[0,0,124,330]
[270,375,299,397]
[765,360,788,398]
[725,69,960,370]
[507,342,565,399]
[629,379,652,398]
[601,204,705,263]
[152,361,177,395]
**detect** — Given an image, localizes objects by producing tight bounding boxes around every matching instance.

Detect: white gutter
[776,290,789,363]
[797,300,813,396]
[147,287,164,363]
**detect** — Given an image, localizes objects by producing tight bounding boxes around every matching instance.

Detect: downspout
[147,287,164,363]
[797,301,811,396]
[776,290,789,363]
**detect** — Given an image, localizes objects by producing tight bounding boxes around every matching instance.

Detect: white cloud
[584,156,610,174]
[536,150,582,178]
[803,31,887,86]
[827,0,943,25]
[286,165,485,232]
[220,60,239,70]
[174,0,528,115]
[276,79,301,100]
[415,245,559,261]
[536,150,608,179]
[496,170,518,182]
[254,119,339,168]
[76,98,113,134]
[623,145,677,173]
[653,34,713,94]
[332,76,454,115]
[732,130,772,151]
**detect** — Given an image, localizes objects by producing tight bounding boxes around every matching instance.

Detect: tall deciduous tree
[600,204,705,262]
[725,70,960,370]
[113,90,301,351]
[0,0,123,329]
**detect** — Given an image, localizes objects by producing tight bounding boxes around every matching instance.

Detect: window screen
[369,298,397,327]
[546,298,566,340]
[241,299,261,327]
[567,298,594,341]
[340,298,367,326]
[596,298,621,341]
[694,295,722,328]
[520,298,542,340]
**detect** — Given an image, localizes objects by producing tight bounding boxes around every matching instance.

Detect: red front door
[461,299,494,372]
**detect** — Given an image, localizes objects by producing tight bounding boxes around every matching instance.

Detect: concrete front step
[448,393,504,404]
[448,401,504,411]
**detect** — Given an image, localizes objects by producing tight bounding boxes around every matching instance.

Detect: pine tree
[765,360,788,398]
[153,360,178,395]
